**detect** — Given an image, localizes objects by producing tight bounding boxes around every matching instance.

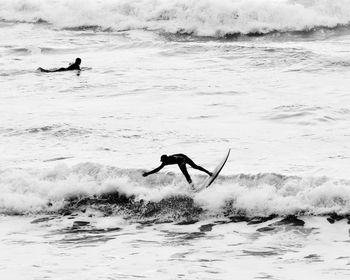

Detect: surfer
[38,58,81,72]
[143,154,212,184]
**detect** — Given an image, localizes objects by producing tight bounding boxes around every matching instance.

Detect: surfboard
[199,149,230,190]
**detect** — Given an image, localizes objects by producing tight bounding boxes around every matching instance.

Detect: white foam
[1,0,350,36]
[1,163,350,216]
[195,176,350,216]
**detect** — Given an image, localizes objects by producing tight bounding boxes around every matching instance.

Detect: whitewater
[1,0,350,279]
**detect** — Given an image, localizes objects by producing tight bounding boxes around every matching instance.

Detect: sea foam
[1,0,350,36]
[1,163,350,217]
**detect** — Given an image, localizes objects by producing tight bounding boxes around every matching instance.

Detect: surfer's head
[75,58,81,65]
[160,154,168,162]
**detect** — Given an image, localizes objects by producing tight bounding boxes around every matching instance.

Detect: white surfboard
[199,149,230,190]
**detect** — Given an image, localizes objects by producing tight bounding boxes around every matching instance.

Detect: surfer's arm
[143,164,165,177]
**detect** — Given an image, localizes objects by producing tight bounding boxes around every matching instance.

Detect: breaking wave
[1,0,350,37]
[1,163,350,221]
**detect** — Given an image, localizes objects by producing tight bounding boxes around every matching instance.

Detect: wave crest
[1,0,350,37]
[1,163,350,220]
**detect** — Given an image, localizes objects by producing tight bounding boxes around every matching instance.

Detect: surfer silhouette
[143,154,212,184]
[38,58,81,73]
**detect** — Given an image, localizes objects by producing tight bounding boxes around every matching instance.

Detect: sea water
[1,0,350,279]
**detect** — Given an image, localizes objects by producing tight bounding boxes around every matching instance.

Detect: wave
[1,0,350,37]
[1,124,96,138]
[1,163,350,222]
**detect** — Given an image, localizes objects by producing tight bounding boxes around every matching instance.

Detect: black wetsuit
[143,154,212,184]
[38,62,80,73]
[64,63,80,71]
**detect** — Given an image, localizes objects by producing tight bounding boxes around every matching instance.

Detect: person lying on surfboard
[142,154,212,185]
[38,58,81,73]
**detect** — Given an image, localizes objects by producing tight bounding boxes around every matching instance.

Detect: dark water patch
[121,134,142,139]
[58,234,115,245]
[57,192,203,224]
[52,220,121,237]
[214,220,231,225]
[228,242,247,247]
[248,215,278,225]
[255,273,276,279]
[53,127,92,137]
[165,231,207,242]
[327,213,350,224]
[67,227,121,234]
[268,111,312,120]
[329,61,350,68]
[8,47,31,55]
[136,219,159,228]
[242,249,280,257]
[269,215,305,227]
[63,25,114,32]
[257,227,276,232]
[72,220,90,229]
[199,223,215,232]
[162,230,211,246]
[31,216,56,224]
[256,220,319,235]
[196,258,222,263]
[257,223,316,235]
[43,157,73,162]
[35,18,48,24]
[27,125,57,133]
[176,219,199,225]
[317,116,336,122]
[228,216,250,223]
[337,256,350,260]
[304,254,324,263]
[225,215,307,232]
[182,232,206,240]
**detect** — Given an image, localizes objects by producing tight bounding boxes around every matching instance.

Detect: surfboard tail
[199,149,231,190]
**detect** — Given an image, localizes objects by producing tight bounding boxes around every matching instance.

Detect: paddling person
[38,58,81,73]
[143,154,212,185]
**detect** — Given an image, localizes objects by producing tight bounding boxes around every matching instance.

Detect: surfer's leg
[178,163,192,184]
[186,159,212,176]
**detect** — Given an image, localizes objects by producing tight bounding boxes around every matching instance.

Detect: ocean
[1,0,350,279]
